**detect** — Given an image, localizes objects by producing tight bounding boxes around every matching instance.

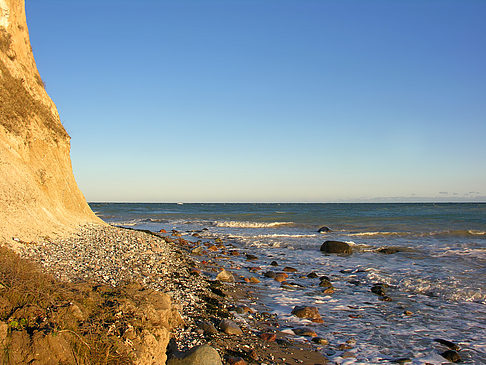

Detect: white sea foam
[214,220,295,228]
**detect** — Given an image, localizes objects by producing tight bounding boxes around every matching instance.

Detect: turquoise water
[90,203,486,364]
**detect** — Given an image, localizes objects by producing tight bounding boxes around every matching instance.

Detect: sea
[90,202,486,364]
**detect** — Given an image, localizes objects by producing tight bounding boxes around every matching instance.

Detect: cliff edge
[0,0,103,244]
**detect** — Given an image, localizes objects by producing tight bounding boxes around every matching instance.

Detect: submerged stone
[320,241,352,255]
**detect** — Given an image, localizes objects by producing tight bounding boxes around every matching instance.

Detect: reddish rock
[227,356,247,365]
[249,277,260,283]
[159,229,167,233]
[260,333,277,342]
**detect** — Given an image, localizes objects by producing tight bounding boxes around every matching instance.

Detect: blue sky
[26,0,486,202]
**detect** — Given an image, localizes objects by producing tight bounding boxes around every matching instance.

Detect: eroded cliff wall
[0,0,103,243]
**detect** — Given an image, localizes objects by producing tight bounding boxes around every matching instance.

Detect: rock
[307,272,319,278]
[197,320,218,335]
[348,280,360,286]
[216,269,235,283]
[317,226,332,233]
[219,319,243,335]
[159,229,167,233]
[441,350,461,363]
[274,273,288,282]
[260,332,277,342]
[245,254,258,261]
[191,246,204,255]
[270,261,279,266]
[342,351,356,358]
[371,284,386,296]
[293,327,318,337]
[379,295,392,302]
[235,305,252,315]
[312,337,329,346]
[249,277,260,283]
[226,356,247,365]
[167,344,223,365]
[377,247,403,254]
[323,287,335,294]
[208,245,219,251]
[264,271,276,279]
[403,310,413,316]
[319,279,333,288]
[283,266,298,273]
[320,241,352,255]
[434,338,460,351]
[291,306,323,323]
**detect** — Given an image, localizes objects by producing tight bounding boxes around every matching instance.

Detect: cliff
[0,0,103,244]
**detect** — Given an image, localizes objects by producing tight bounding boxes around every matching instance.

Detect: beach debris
[216,269,235,283]
[219,319,243,335]
[167,344,222,365]
[291,306,324,323]
[320,240,353,255]
[317,226,332,233]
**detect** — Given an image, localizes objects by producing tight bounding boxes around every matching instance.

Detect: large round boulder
[167,344,222,365]
[320,241,352,255]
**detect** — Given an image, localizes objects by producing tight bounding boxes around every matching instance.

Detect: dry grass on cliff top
[0,246,134,364]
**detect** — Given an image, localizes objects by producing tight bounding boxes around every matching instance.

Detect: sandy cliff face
[0,0,103,243]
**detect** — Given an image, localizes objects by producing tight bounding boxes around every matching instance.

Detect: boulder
[434,338,460,351]
[318,226,332,233]
[167,344,222,365]
[320,241,352,255]
[219,319,243,335]
[441,350,461,363]
[197,320,218,335]
[216,269,235,283]
[291,306,323,323]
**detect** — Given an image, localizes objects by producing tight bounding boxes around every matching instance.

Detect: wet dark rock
[319,279,333,288]
[392,358,412,364]
[371,284,386,296]
[319,275,330,281]
[197,320,218,335]
[320,241,352,255]
[349,280,360,286]
[379,295,392,302]
[245,254,258,261]
[281,281,304,289]
[293,327,317,337]
[307,272,319,278]
[234,305,252,315]
[318,226,332,233]
[167,344,223,365]
[312,337,329,345]
[291,306,323,323]
[434,338,460,351]
[219,319,243,335]
[283,266,298,273]
[270,261,279,266]
[264,271,276,279]
[441,350,461,363]
[378,247,404,254]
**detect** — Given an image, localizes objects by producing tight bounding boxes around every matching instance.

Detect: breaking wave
[213,221,295,228]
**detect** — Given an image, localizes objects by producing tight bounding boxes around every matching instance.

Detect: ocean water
[90,203,486,364]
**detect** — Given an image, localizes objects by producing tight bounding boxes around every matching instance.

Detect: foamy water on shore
[91,202,486,364]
